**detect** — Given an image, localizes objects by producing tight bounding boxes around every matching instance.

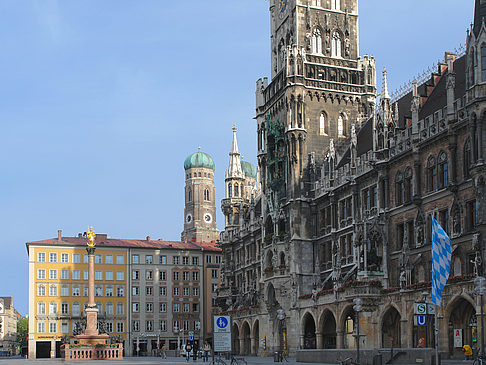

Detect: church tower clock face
[204,213,212,224]
[186,214,192,224]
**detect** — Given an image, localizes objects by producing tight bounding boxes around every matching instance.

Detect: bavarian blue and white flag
[431,216,452,307]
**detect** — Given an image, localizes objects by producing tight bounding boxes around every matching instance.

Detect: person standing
[203,341,211,362]
[161,343,167,359]
[185,342,192,362]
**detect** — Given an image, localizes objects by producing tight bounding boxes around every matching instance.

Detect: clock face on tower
[278,0,287,19]
[204,213,212,224]
[186,214,192,223]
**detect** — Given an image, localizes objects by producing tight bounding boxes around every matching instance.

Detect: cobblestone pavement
[0,355,478,365]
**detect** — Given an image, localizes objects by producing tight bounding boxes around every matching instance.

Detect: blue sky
[0,0,473,315]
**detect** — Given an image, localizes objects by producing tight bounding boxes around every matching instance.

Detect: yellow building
[27,231,129,359]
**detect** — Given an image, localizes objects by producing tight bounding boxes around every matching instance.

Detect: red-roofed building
[27,232,221,358]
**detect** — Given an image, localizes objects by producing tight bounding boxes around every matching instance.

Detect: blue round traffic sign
[216,317,228,329]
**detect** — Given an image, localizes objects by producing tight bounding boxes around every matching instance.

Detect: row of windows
[187,188,211,202]
[132,254,220,265]
[186,172,213,179]
[37,269,124,281]
[132,320,200,333]
[37,301,124,316]
[132,270,200,281]
[132,286,199,297]
[311,28,344,58]
[131,302,199,313]
[37,321,124,334]
[37,252,221,265]
[37,283,125,297]
[36,253,125,264]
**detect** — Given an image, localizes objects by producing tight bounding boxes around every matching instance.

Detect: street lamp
[353,298,363,365]
[475,276,486,358]
[277,308,286,361]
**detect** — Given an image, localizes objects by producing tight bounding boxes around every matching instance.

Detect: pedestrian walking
[203,341,211,362]
[185,342,192,362]
[161,344,167,359]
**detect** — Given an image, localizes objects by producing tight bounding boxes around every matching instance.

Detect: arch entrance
[448,298,476,359]
[319,310,336,349]
[303,313,316,349]
[252,320,260,355]
[232,323,240,355]
[342,308,355,349]
[382,307,401,348]
[241,322,251,355]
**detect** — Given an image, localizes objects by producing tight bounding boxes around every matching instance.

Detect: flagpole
[435,303,439,365]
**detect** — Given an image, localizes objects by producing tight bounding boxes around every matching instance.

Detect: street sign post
[213,315,232,353]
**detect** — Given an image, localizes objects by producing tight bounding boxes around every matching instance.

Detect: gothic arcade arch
[240,321,251,355]
[252,319,260,355]
[381,305,401,348]
[339,305,355,349]
[302,312,317,349]
[318,309,337,349]
[446,294,477,359]
[232,323,240,354]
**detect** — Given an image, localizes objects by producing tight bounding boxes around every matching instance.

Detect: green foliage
[17,317,28,348]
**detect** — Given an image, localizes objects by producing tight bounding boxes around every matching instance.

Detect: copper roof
[27,236,221,252]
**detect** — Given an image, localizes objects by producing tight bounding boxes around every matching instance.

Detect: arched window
[427,156,437,192]
[49,302,57,315]
[319,112,328,135]
[193,172,197,177]
[38,301,45,315]
[234,183,239,197]
[395,171,404,206]
[204,189,210,201]
[312,28,322,54]
[332,0,341,10]
[482,44,486,82]
[72,302,80,316]
[198,172,201,177]
[438,152,448,189]
[464,138,471,178]
[228,183,233,198]
[331,32,342,58]
[188,189,192,202]
[404,168,413,202]
[338,114,346,136]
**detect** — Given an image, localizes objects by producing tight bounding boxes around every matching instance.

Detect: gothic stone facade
[217,0,486,360]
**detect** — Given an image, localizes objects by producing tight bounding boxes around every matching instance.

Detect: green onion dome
[184,151,215,171]
[241,161,257,178]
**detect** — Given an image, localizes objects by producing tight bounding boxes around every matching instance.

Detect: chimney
[57,230,62,241]
[146,236,151,241]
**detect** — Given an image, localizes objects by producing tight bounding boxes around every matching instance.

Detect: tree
[17,317,28,349]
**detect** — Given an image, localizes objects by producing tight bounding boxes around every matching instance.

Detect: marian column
[77,227,109,345]
[85,227,98,336]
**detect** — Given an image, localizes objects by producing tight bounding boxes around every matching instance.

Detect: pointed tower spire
[226,125,244,179]
[382,68,390,100]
